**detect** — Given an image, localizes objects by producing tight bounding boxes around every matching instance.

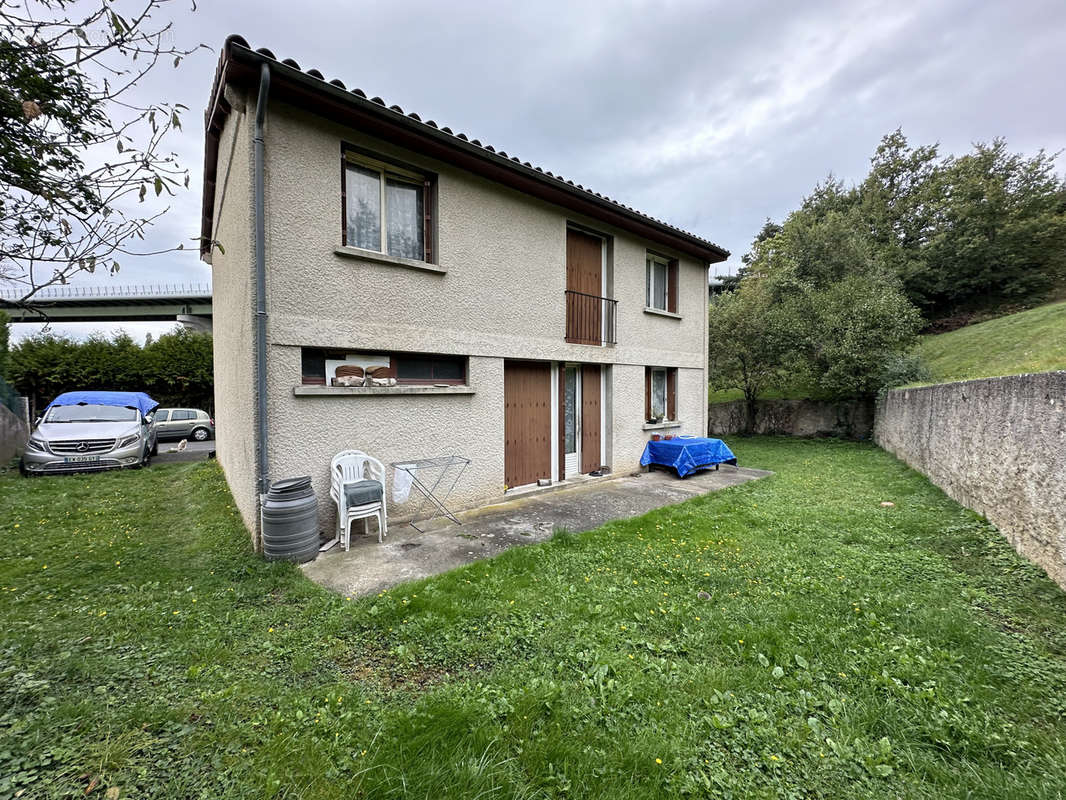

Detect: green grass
[3,440,1066,798]
[915,300,1066,384]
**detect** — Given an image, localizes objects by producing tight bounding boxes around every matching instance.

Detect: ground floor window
[645,366,677,422]
[301,348,467,386]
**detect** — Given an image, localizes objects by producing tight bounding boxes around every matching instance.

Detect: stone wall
[707,398,874,439]
[0,398,29,467]
[875,372,1066,588]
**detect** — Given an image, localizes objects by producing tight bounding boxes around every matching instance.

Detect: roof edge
[201,36,729,263]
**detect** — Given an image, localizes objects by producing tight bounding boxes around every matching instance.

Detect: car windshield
[44,404,139,423]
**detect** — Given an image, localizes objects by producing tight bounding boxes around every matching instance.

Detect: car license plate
[64,455,100,463]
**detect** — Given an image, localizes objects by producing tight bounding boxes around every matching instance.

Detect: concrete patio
[302,464,772,597]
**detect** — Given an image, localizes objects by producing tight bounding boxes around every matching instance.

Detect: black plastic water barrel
[261,476,319,563]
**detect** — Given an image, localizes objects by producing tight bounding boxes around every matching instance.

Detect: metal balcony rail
[0,283,212,302]
[565,289,617,346]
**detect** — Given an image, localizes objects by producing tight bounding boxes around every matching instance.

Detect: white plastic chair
[328,450,388,550]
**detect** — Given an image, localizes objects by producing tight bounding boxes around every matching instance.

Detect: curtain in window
[346,165,381,250]
[647,259,668,309]
[386,179,424,260]
[651,370,667,417]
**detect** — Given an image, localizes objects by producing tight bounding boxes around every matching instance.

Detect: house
[201,36,729,544]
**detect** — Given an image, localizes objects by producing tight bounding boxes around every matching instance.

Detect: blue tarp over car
[45,391,159,418]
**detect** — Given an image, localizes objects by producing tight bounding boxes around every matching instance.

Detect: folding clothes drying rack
[391,455,471,533]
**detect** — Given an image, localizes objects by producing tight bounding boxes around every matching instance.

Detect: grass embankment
[916,299,1066,384]
[3,440,1066,798]
[710,299,1066,402]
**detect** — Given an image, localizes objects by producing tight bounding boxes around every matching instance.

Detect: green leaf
[794,654,809,670]
[154,177,163,197]
[772,666,784,680]
[757,652,770,667]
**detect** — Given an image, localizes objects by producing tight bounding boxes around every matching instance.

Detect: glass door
[563,365,581,478]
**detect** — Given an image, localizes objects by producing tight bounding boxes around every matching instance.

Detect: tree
[0,308,9,378]
[708,276,805,432]
[9,327,212,418]
[0,1,206,308]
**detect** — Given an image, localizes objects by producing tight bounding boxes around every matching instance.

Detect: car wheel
[19,459,31,477]
[191,426,210,441]
[151,439,159,456]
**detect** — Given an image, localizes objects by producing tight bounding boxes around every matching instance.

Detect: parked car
[153,408,215,441]
[21,391,159,476]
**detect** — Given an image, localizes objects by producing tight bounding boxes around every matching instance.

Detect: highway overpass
[0,283,213,332]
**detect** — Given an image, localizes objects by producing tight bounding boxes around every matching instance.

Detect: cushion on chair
[344,479,383,507]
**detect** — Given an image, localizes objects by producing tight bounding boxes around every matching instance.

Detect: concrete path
[302,464,772,598]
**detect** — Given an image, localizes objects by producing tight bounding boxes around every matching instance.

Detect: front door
[504,361,552,489]
[566,228,603,344]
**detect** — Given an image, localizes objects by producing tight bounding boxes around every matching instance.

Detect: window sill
[334,245,446,275]
[643,306,682,320]
[642,420,682,431]
[294,385,474,397]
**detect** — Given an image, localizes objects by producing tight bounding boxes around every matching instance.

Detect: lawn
[3,439,1066,799]
[916,299,1066,384]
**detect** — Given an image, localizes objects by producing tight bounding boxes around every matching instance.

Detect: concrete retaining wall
[707,398,874,439]
[875,372,1066,588]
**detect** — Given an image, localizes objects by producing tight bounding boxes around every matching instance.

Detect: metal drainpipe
[254,62,270,504]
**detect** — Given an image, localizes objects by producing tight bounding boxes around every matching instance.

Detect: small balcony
[565,290,617,346]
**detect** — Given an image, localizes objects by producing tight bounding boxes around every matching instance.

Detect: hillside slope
[918,300,1066,383]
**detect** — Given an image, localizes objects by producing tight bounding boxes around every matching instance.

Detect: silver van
[21,391,159,475]
[154,408,214,441]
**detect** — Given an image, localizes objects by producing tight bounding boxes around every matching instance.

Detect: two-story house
[201,36,729,545]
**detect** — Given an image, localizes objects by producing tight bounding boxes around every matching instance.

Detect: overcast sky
[12,0,1066,341]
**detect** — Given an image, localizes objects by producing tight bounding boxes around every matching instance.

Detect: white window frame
[646,254,669,311]
[344,152,426,260]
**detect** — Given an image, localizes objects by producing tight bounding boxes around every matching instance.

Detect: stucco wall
[875,372,1066,588]
[708,398,875,439]
[209,87,259,538]
[261,101,708,371]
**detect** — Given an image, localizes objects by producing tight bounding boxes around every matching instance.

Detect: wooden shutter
[423,179,433,263]
[340,159,348,246]
[644,367,651,421]
[667,259,679,313]
[667,369,677,421]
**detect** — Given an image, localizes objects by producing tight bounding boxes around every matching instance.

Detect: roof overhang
[201,36,729,264]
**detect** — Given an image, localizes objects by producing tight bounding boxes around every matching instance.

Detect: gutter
[254,62,270,500]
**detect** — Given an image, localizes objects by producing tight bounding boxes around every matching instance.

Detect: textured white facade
[210,89,712,544]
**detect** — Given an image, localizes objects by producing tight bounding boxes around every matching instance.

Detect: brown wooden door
[581,364,601,473]
[504,361,552,488]
[566,228,603,344]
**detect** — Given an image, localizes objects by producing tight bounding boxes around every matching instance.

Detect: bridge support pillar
[178,314,213,334]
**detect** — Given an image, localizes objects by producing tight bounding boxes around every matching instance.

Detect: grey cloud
[11,0,1064,340]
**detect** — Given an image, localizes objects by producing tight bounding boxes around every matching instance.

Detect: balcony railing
[565,290,617,346]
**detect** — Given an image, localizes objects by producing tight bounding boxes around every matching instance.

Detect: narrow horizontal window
[301,348,467,386]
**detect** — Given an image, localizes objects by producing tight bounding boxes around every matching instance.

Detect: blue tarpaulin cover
[640,436,737,477]
[46,391,159,417]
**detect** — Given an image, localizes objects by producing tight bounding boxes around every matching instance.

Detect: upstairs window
[343,150,435,262]
[646,253,678,313]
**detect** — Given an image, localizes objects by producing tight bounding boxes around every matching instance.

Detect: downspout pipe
[254,62,270,501]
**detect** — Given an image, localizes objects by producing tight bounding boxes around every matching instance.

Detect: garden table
[639,437,737,478]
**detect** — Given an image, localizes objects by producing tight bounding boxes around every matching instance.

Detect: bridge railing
[0,283,212,302]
